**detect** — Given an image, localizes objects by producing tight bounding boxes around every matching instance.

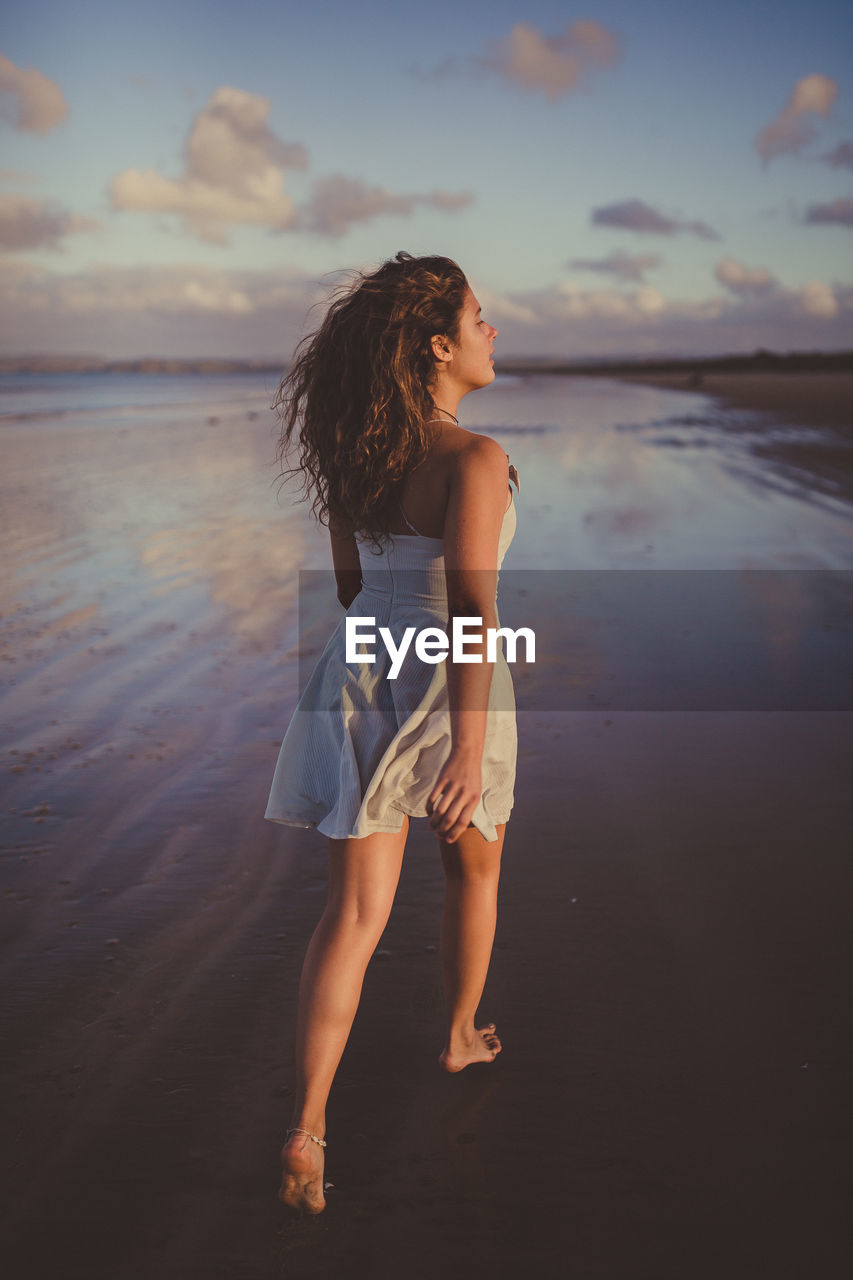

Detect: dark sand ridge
[2,384,851,1278]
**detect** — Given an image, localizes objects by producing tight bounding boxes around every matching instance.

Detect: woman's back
[374,421,511,541]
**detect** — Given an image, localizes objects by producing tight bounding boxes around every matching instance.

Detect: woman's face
[446,287,498,394]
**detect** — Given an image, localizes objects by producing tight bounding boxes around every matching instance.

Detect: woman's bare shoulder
[442,430,508,484]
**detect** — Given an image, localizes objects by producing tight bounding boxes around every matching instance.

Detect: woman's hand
[426,746,483,843]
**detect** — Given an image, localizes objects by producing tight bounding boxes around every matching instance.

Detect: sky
[1,0,852,359]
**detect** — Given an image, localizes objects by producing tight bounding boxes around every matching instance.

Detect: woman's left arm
[329,515,362,609]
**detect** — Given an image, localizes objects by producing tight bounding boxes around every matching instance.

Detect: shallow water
[2,369,850,738]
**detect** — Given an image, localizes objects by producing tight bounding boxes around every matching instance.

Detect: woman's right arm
[426,435,509,843]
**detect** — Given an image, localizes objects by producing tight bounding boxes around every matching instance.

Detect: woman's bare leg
[438,821,506,1072]
[280,818,409,1213]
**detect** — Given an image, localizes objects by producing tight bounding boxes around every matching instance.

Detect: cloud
[477,20,620,103]
[714,257,777,296]
[0,193,100,251]
[567,249,662,282]
[821,140,853,170]
[109,86,308,245]
[297,176,473,237]
[0,52,68,133]
[0,167,39,184]
[799,280,838,318]
[110,85,471,245]
[0,260,327,357]
[495,274,852,356]
[754,74,838,166]
[409,56,459,84]
[2,261,848,362]
[592,199,720,240]
[804,196,853,227]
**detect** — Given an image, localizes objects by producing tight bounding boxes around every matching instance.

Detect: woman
[265,251,519,1214]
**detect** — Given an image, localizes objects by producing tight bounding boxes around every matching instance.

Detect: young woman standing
[265,252,519,1213]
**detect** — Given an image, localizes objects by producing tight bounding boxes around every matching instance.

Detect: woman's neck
[429,404,460,426]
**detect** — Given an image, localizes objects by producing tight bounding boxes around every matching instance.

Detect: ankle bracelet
[286,1126,327,1148]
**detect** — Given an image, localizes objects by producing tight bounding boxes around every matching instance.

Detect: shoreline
[611,369,853,506]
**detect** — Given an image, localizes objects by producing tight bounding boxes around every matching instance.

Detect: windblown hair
[273,250,468,552]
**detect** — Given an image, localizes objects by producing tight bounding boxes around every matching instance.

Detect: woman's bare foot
[279,1129,326,1214]
[439,1022,502,1073]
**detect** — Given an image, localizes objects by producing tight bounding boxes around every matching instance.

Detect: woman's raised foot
[439,1022,502,1073]
[279,1129,326,1214]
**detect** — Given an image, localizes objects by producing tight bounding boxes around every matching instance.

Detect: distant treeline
[497,349,853,376]
[1,350,852,376]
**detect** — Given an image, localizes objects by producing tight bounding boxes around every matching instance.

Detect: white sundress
[264,462,519,842]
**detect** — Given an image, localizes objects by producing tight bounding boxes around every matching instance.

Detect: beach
[1,370,851,1278]
[615,369,853,505]
[614,368,853,434]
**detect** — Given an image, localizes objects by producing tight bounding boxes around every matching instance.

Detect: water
[0,369,281,425]
[1,370,850,578]
[1,367,850,731]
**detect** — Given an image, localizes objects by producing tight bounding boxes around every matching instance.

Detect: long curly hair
[273,250,468,552]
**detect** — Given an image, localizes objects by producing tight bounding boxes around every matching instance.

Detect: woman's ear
[430,333,453,364]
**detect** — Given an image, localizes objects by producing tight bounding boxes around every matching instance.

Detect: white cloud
[110,85,471,245]
[2,261,849,362]
[714,257,777,295]
[0,260,326,357]
[478,20,620,103]
[755,74,838,165]
[0,52,68,133]
[799,280,838,318]
[466,281,538,327]
[486,275,851,357]
[109,86,308,245]
[0,193,100,250]
[550,278,668,320]
[635,286,666,315]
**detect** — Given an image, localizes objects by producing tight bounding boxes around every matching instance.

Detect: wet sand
[615,370,853,503]
[614,370,853,435]
[2,378,851,1278]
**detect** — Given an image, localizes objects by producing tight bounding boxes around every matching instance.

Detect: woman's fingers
[427,780,477,841]
[440,800,477,843]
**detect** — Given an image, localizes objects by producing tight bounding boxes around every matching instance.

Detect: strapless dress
[264,464,518,841]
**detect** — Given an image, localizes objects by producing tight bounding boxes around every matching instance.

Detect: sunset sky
[2,0,852,359]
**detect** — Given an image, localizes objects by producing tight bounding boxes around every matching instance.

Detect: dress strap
[506,454,520,492]
[398,500,423,536]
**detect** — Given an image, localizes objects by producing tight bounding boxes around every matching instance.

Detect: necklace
[425,407,459,426]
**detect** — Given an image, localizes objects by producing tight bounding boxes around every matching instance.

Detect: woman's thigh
[326,815,410,928]
[439,821,506,880]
